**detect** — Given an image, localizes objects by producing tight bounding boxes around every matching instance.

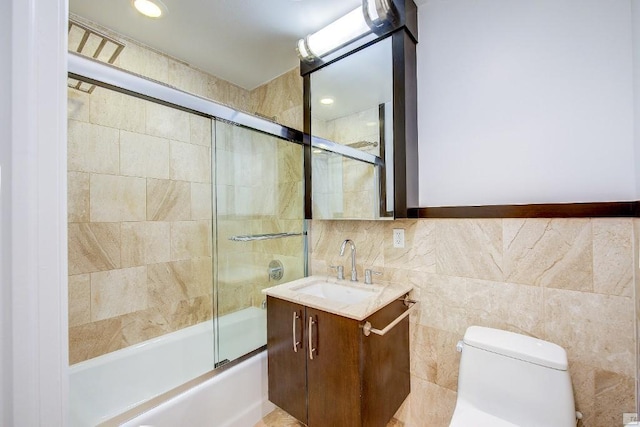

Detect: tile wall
[67,16,304,364]
[312,106,380,219]
[310,218,636,427]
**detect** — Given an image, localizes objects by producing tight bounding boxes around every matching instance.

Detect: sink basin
[292,281,378,305]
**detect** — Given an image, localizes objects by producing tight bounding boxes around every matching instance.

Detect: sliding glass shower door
[213,120,306,364]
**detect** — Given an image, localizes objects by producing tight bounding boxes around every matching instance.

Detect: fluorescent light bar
[296,0,396,62]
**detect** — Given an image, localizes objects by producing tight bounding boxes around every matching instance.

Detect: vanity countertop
[262,275,413,321]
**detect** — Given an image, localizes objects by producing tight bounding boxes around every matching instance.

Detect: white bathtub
[69,307,271,426]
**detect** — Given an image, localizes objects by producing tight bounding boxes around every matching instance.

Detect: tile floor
[254,407,404,426]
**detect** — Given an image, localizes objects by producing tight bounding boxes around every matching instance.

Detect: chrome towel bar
[228,232,305,242]
[362,297,418,337]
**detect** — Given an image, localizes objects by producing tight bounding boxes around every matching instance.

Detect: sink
[292,281,378,305]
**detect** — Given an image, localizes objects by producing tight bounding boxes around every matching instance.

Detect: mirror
[310,37,394,220]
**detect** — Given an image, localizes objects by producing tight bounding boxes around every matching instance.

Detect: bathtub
[69,307,271,426]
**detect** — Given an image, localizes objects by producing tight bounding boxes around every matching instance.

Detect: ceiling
[69,0,364,90]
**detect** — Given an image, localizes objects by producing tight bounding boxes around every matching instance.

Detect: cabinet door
[306,308,361,427]
[266,296,307,423]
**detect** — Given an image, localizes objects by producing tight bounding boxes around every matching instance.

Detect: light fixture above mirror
[296,0,398,62]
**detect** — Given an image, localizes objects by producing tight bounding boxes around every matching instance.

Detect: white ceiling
[69,0,364,90]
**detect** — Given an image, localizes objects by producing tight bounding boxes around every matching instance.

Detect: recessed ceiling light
[320,98,334,105]
[132,0,166,18]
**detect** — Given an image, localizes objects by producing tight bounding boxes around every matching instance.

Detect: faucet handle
[330,265,344,280]
[364,269,382,285]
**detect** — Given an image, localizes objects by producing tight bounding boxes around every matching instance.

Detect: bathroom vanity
[263,276,413,427]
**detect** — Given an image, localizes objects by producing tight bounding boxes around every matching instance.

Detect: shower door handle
[308,316,316,360]
[292,311,301,352]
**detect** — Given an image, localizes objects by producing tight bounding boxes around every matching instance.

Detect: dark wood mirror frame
[301,0,419,219]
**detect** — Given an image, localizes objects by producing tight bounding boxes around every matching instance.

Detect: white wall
[417,0,635,207]
[1,0,12,425]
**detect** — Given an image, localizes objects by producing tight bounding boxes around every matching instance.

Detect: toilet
[449,326,578,427]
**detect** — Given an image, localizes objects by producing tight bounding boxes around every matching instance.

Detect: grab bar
[228,232,305,242]
[362,298,418,337]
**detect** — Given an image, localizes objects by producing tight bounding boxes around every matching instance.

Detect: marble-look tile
[276,105,303,131]
[68,274,91,327]
[90,87,146,133]
[435,219,503,282]
[592,218,633,297]
[90,266,148,321]
[593,368,635,427]
[170,220,212,261]
[68,172,90,222]
[544,288,634,377]
[384,220,436,273]
[90,174,146,222]
[67,87,89,122]
[416,273,543,337]
[410,324,460,391]
[190,115,212,147]
[68,120,119,174]
[121,221,171,267]
[158,295,213,331]
[503,218,592,291]
[170,141,211,183]
[146,102,190,142]
[569,361,595,427]
[167,60,212,100]
[68,222,121,275]
[119,307,171,349]
[147,179,191,221]
[393,376,456,427]
[343,159,374,192]
[250,67,302,120]
[277,144,303,183]
[254,407,304,427]
[68,317,123,364]
[277,182,303,219]
[120,130,170,179]
[343,191,375,220]
[117,42,169,84]
[191,182,212,220]
[147,259,211,307]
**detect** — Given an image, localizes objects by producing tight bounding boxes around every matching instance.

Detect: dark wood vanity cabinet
[266,296,410,427]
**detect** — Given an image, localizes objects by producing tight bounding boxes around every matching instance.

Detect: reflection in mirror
[310,37,393,219]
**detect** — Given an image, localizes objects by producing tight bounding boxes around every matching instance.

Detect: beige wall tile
[170,220,212,260]
[119,307,171,348]
[67,88,89,122]
[68,223,121,275]
[592,218,633,297]
[68,120,119,174]
[593,369,635,426]
[121,222,171,267]
[146,102,190,142]
[384,220,436,273]
[147,260,193,307]
[157,295,213,331]
[68,172,90,222]
[120,130,170,179]
[170,141,211,183]
[435,219,503,281]
[393,376,456,427]
[90,87,146,133]
[503,219,593,291]
[90,174,146,222]
[91,266,148,321]
[191,182,212,220]
[277,182,303,219]
[190,115,212,147]
[544,288,634,377]
[68,317,123,364]
[68,274,91,327]
[147,179,191,221]
[118,42,169,83]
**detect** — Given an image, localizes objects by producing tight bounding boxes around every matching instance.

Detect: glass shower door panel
[67,82,215,425]
[214,121,305,363]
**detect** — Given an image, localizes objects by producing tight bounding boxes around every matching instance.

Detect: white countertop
[262,275,413,321]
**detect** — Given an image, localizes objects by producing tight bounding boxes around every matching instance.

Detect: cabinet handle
[308,316,316,360]
[292,311,300,352]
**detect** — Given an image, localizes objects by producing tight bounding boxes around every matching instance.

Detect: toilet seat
[449,403,519,427]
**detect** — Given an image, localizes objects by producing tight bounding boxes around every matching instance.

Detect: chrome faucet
[339,239,358,282]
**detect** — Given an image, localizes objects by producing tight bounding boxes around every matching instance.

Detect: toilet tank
[455,326,576,427]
